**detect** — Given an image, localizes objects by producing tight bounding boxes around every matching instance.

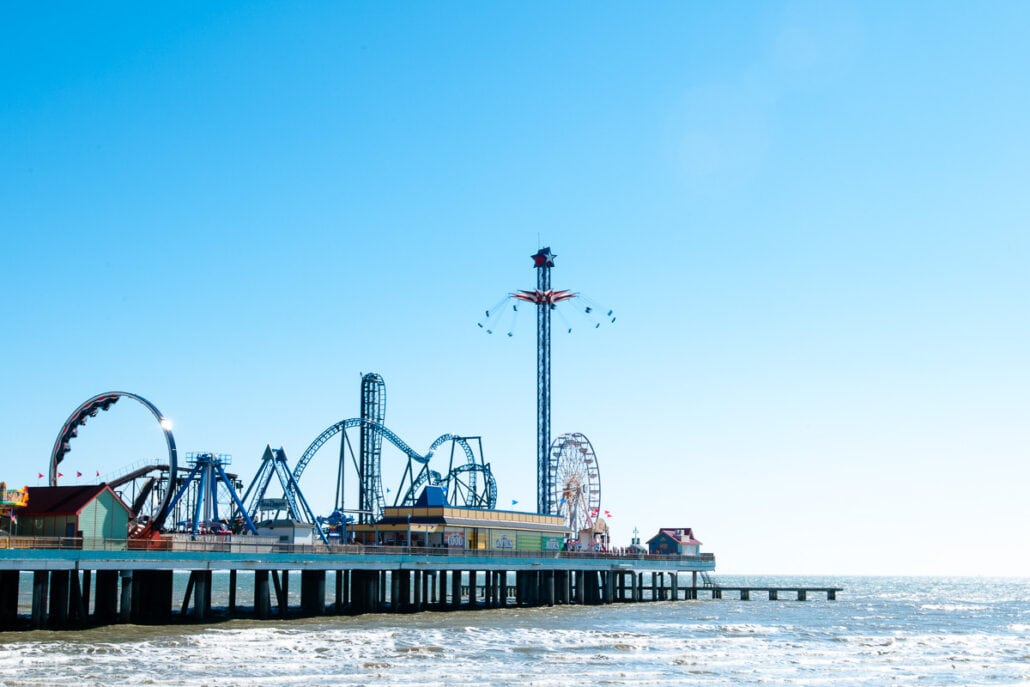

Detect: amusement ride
[42,376,497,540]
[479,247,613,538]
[28,248,608,544]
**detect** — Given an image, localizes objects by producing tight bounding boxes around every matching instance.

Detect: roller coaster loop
[49,391,178,532]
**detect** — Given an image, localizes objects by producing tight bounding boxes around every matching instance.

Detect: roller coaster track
[295,419,475,474]
[50,391,178,533]
[292,418,493,521]
[107,463,170,490]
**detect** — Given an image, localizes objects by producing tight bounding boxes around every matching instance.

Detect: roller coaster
[286,373,497,525]
[47,375,497,538]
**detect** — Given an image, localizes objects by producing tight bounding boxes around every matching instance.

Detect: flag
[57,472,63,478]
[96,470,100,477]
[9,513,16,525]
[511,499,518,506]
[37,473,43,479]
[76,471,82,478]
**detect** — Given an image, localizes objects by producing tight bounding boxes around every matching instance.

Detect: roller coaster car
[127,523,171,550]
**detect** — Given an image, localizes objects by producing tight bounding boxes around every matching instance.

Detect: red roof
[21,485,132,517]
[647,527,703,546]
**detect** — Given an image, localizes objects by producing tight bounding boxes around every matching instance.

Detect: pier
[0,541,839,631]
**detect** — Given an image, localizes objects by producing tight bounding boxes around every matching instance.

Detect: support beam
[390,571,401,612]
[31,571,49,629]
[73,570,89,623]
[301,570,326,616]
[603,571,615,605]
[194,571,211,621]
[335,570,345,614]
[133,570,173,624]
[95,570,119,625]
[413,570,423,611]
[0,570,19,629]
[271,570,288,618]
[119,570,133,623]
[228,569,237,615]
[49,571,70,628]
[254,570,271,619]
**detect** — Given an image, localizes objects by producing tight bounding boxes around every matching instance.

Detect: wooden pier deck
[684,586,842,601]
[0,541,840,631]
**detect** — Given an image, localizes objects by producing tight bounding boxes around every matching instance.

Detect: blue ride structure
[237,445,328,544]
[162,452,258,539]
[46,376,498,541]
[286,373,497,525]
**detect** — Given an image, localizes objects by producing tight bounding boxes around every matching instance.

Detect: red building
[647,527,703,556]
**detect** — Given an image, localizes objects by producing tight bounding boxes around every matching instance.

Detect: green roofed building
[19,485,133,549]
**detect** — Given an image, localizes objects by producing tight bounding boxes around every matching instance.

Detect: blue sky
[2,3,1028,575]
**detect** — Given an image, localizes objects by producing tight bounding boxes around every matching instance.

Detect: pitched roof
[646,527,703,546]
[21,485,131,517]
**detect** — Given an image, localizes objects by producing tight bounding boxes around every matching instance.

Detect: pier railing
[0,534,715,564]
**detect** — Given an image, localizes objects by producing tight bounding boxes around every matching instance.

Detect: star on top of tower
[531,247,556,268]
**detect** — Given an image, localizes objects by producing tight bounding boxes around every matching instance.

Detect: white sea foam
[1,577,1029,686]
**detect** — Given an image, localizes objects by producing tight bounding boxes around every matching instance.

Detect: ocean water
[1,576,1027,686]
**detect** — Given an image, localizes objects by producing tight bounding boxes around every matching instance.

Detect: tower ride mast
[512,248,575,514]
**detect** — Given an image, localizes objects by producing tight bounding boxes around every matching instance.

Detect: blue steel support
[270,450,304,521]
[163,453,258,539]
[163,461,205,538]
[359,374,386,524]
[275,454,329,545]
[213,463,259,535]
[191,463,208,536]
[535,250,553,515]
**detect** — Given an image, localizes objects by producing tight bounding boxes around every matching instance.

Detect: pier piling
[0,548,839,631]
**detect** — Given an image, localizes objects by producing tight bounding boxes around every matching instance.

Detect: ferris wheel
[548,432,601,534]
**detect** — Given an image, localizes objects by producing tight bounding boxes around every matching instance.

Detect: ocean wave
[2,578,1030,686]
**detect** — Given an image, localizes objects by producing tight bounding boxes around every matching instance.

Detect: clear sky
[2,3,1028,576]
